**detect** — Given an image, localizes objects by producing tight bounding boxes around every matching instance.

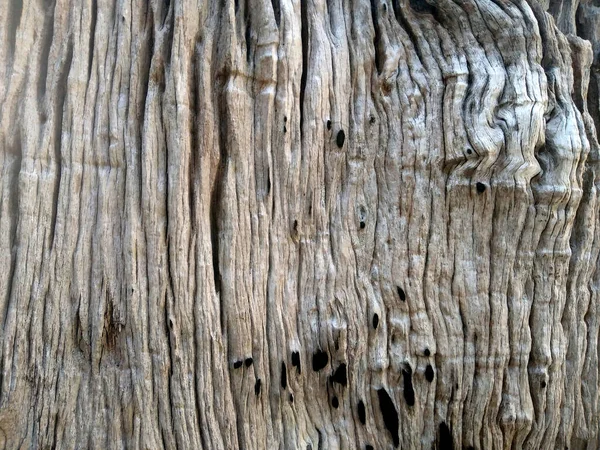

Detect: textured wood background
[1,0,600,448]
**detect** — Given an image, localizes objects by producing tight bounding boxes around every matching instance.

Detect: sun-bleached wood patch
[1,0,600,448]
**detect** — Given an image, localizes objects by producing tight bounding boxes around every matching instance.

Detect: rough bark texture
[1,0,600,448]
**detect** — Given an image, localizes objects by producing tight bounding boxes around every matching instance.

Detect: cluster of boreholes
[282,116,347,151]
[285,116,488,238]
[230,112,479,446]
[229,286,455,448]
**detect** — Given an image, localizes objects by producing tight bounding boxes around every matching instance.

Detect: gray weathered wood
[1,0,600,448]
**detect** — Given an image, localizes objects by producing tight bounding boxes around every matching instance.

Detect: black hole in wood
[360,221,366,229]
[327,119,332,130]
[409,0,437,14]
[358,400,366,425]
[291,351,302,374]
[254,379,261,396]
[541,380,547,388]
[373,313,379,329]
[397,286,406,301]
[476,182,486,193]
[245,357,253,367]
[402,366,415,406]
[370,115,376,124]
[293,220,298,232]
[281,362,287,389]
[331,364,347,386]
[425,364,435,382]
[284,126,287,133]
[234,360,243,369]
[332,396,339,408]
[289,394,294,403]
[284,116,287,122]
[424,348,430,357]
[438,421,453,450]
[169,319,174,329]
[467,149,472,154]
[366,446,374,450]
[336,130,346,148]
[377,388,399,448]
[312,350,329,371]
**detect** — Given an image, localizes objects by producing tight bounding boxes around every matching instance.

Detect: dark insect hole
[312,350,329,371]
[397,286,406,302]
[358,400,366,425]
[438,421,453,450]
[331,364,347,387]
[254,379,261,396]
[425,364,435,382]
[377,388,400,447]
[281,362,287,389]
[402,366,415,406]
[336,130,346,148]
[292,351,302,374]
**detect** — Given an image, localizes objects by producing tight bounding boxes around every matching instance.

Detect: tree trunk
[1,0,600,448]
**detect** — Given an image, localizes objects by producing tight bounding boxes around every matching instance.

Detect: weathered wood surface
[1,0,600,448]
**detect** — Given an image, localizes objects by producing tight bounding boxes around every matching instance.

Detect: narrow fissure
[37,0,56,101]
[271,0,280,27]
[188,55,199,230]
[7,0,23,61]
[87,0,97,83]
[49,39,73,248]
[244,0,251,63]
[299,0,309,132]
[369,0,383,75]
[138,10,155,211]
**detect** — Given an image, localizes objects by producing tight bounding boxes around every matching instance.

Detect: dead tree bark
[1,0,600,448]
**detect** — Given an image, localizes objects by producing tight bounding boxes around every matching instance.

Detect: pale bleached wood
[1,0,599,449]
